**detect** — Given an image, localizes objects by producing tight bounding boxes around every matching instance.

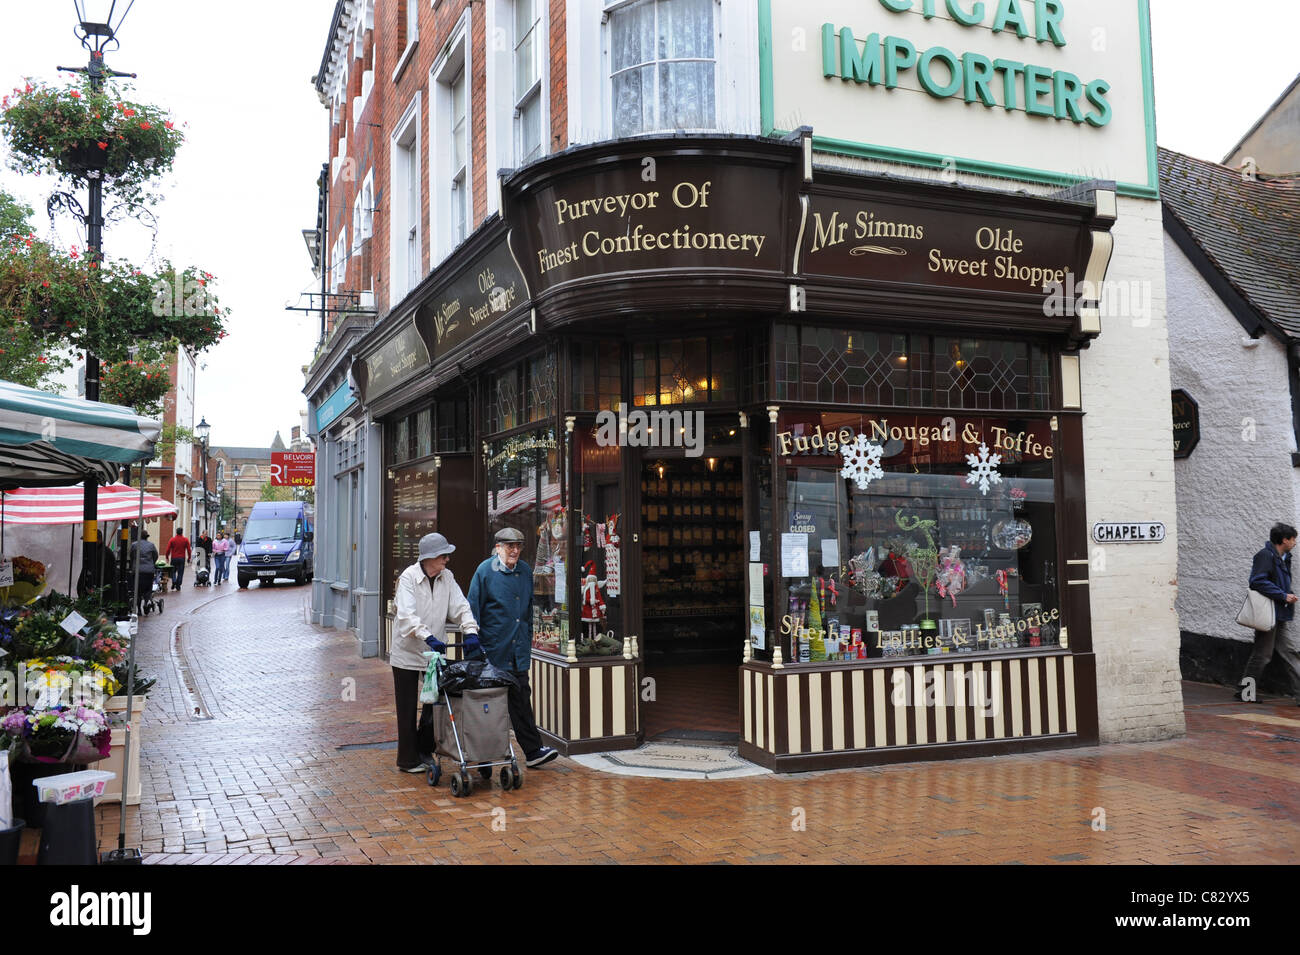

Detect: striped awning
[0,483,177,525]
[0,380,161,488]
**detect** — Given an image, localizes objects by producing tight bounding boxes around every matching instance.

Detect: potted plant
[0,79,183,208]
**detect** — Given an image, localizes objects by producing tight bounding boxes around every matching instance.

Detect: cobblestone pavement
[33,579,1300,864]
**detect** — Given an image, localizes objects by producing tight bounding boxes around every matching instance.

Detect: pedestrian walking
[164,529,192,589]
[211,531,231,585]
[466,527,558,768]
[1238,522,1300,704]
[195,530,213,582]
[129,530,159,615]
[392,532,481,773]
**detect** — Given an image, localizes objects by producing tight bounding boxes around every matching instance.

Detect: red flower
[97,141,108,150]
[123,108,136,118]
[140,121,151,130]
[164,121,174,130]
[70,90,81,99]
[41,281,49,288]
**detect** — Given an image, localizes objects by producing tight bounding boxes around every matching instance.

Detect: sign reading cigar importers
[801,190,1087,298]
[515,156,786,293]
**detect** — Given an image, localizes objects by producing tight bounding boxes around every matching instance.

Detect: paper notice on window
[781,533,809,578]
[749,607,766,649]
[821,539,839,570]
[553,560,567,604]
[0,558,12,588]
[749,531,760,562]
[748,562,764,607]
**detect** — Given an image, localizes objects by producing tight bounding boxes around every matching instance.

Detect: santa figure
[580,561,607,643]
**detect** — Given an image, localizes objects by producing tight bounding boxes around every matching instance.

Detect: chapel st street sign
[1093,522,1166,544]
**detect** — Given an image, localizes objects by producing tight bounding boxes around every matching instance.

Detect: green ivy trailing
[0,78,183,209]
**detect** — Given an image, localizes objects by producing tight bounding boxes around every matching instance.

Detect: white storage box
[32,770,115,805]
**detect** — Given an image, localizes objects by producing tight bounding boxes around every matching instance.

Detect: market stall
[0,380,162,864]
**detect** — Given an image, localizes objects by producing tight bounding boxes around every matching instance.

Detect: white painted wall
[1080,196,1184,743]
[1165,234,1300,646]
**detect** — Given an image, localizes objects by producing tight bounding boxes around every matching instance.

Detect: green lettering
[946,0,985,26]
[922,0,937,15]
[879,0,912,11]
[1024,65,1054,116]
[993,59,1025,111]
[1036,0,1067,46]
[822,23,837,77]
[962,52,996,106]
[1052,70,1085,122]
[992,0,1029,37]
[1084,79,1112,127]
[918,46,962,98]
[840,28,885,85]
[884,35,917,88]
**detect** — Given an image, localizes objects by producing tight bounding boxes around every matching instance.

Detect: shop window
[572,429,625,657]
[415,408,433,459]
[436,396,470,452]
[773,410,1061,663]
[526,350,557,423]
[774,326,1051,411]
[485,429,564,652]
[632,337,729,407]
[572,341,624,412]
[608,0,717,136]
[742,329,769,405]
[488,367,521,434]
[935,339,1051,411]
[391,417,411,464]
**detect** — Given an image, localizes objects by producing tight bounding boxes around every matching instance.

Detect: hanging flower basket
[0,79,183,206]
[100,358,171,417]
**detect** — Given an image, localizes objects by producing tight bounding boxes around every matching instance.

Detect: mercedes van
[237,500,315,587]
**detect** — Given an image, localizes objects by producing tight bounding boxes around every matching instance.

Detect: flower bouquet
[0,704,111,764]
[0,556,46,608]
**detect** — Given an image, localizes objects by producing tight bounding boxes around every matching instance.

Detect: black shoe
[525,746,558,768]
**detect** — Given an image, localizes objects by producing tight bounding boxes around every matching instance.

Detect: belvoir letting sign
[801,190,1087,298]
[760,0,1158,197]
[270,452,315,487]
[418,235,527,362]
[513,153,786,295]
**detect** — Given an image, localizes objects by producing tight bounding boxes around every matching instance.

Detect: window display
[572,428,623,657]
[485,428,566,653]
[775,410,1061,662]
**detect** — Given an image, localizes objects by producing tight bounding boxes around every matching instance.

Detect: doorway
[639,451,743,740]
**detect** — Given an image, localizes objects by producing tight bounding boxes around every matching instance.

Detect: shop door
[571,429,627,658]
[436,456,479,562]
[347,472,359,630]
[635,430,744,739]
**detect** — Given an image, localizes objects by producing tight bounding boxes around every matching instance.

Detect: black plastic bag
[438,659,519,695]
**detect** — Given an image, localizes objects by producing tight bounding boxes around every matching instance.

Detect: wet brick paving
[16,578,1298,864]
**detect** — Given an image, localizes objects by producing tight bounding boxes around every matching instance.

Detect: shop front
[352,132,1116,770]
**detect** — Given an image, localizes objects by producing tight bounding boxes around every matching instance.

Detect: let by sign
[270,452,316,487]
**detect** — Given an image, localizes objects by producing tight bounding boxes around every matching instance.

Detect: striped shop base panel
[530,656,643,756]
[739,652,1098,771]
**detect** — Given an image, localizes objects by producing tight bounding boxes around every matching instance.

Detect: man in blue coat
[1239,522,1300,703]
[467,526,558,767]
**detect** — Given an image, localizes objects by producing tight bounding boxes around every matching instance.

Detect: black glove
[424,634,447,653]
[464,634,482,657]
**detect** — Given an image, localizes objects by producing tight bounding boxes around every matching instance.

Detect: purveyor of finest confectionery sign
[516,155,786,293]
[761,0,1157,195]
[801,191,1087,297]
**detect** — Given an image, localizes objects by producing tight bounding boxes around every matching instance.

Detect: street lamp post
[233,465,242,538]
[59,1,136,601]
[196,417,211,538]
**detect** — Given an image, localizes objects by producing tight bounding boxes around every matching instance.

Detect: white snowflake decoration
[965,442,1003,495]
[840,433,885,490]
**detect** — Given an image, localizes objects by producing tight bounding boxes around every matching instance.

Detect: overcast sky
[0,1,1296,446]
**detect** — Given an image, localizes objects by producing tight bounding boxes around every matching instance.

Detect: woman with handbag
[1237,523,1300,703]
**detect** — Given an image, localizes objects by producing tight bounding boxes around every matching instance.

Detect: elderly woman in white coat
[391,532,480,772]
